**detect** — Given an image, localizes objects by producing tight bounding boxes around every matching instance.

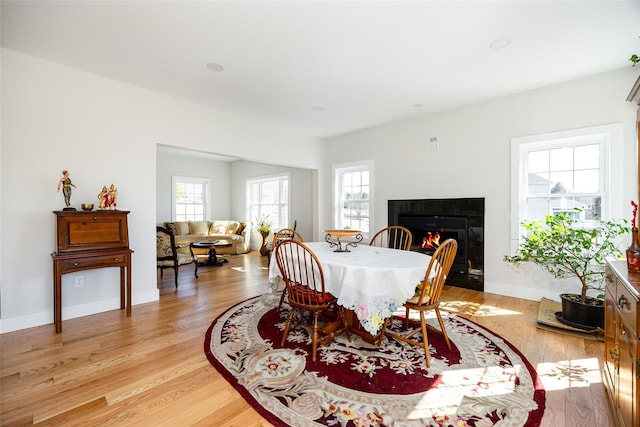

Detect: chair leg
[193,261,199,279]
[277,287,287,311]
[404,306,410,330]
[173,264,179,288]
[280,310,295,346]
[420,311,431,368]
[435,307,451,350]
[311,311,320,362]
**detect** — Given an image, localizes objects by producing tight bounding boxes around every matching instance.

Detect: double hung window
[511,123,622,245]
[247,174,289,230]
[333,161,373,236]
[172,176,210,221]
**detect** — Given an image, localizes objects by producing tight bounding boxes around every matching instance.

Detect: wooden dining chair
[274,239,350,361]
[156,226,198,288]
[369,225,413,251]
[273,228,304,245]
[385,238,458,368]
[266,227,304,264]
[269,227,305,309]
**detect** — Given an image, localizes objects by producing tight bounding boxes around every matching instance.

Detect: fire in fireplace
[398,215,469,275]
[421,231,440,249]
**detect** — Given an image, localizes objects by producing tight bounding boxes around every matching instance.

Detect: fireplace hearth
[389,198,484,291]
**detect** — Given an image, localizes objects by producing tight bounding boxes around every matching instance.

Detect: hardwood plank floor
[1,252,615,426]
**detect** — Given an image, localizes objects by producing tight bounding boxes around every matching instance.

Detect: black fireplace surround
[388,198,484,291]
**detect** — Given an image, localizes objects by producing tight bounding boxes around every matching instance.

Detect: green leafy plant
[631,54,639,67]
[256,215,272,235]
[504,208,629,302]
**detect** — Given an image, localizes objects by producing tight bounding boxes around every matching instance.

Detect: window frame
[510,123,623,251]
[171,175,211,221]
[246,173,290,231]
[332,160,374,239]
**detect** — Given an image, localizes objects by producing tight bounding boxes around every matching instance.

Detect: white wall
[324,67,639,303]
[0,48,324,332]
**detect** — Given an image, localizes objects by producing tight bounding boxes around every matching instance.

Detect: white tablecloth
[268,241,430,335]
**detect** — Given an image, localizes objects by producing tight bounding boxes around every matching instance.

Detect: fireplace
[389,198,484,291]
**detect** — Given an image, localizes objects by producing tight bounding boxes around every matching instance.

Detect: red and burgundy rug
[204,296,545,426]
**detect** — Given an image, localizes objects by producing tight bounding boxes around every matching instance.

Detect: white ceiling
[2,1,639,139]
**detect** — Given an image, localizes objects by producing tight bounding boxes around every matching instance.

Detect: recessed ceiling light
[206,62,224,72]
[489,38,511,50]
[312,106,324,112]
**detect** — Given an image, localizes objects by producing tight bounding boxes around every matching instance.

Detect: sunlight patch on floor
[441,300,522,317]
[536,357,602,391]
[407,364,532,421]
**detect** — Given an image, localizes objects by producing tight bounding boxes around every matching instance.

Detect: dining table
[268,240,430,345]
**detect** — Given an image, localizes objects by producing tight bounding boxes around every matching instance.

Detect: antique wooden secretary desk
[51,210,133,333]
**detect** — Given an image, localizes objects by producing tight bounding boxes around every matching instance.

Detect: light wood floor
[1,252,615,426]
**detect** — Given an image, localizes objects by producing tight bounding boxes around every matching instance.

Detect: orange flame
[421,231,440,249]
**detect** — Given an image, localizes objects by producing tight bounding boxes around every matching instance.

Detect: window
[333,161,373,236]
[525,142,603,221]
[172,176,210,221]
[511,123,623,246]
[247,174,289,230]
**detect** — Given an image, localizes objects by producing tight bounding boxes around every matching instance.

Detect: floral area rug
[204,296,545,427]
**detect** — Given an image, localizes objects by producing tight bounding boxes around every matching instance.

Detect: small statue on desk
[98,183,118,210]
[57,169,77,211]
[107,183,118,210]
[98,185,108,210]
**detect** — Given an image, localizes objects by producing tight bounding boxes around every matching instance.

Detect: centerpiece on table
[504,207,629,330]
[324,228,363,252]
[256,215,272,256]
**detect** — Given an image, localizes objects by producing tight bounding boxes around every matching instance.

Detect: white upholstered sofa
[162,220,251,255]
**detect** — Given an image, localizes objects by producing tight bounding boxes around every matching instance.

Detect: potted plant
[504,208,629,330]
[256,215,272,256]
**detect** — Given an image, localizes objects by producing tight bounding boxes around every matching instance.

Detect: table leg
[208,247,217,264]
[317,308,387,346]
[53,260,62,333]
[126,254,131,316]
[120,266,125,310]
[207,247,228,266]
[344,309,388,346]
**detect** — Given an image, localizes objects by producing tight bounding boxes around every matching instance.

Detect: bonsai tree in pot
[504,208,629,330]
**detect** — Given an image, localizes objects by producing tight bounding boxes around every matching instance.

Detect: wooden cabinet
[604,259,639,427]
[51,210,133,333]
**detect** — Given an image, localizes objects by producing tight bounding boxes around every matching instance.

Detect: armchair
[156,226,198,288]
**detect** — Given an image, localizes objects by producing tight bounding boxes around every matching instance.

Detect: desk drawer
[615,281,639,334]
[62,254,127,271]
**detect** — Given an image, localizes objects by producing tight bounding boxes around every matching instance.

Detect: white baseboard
[0,290,159,334]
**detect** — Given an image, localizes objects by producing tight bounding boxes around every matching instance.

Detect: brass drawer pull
[617,295,630,310]
[113,258,119,261]
[73,262,79,266]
